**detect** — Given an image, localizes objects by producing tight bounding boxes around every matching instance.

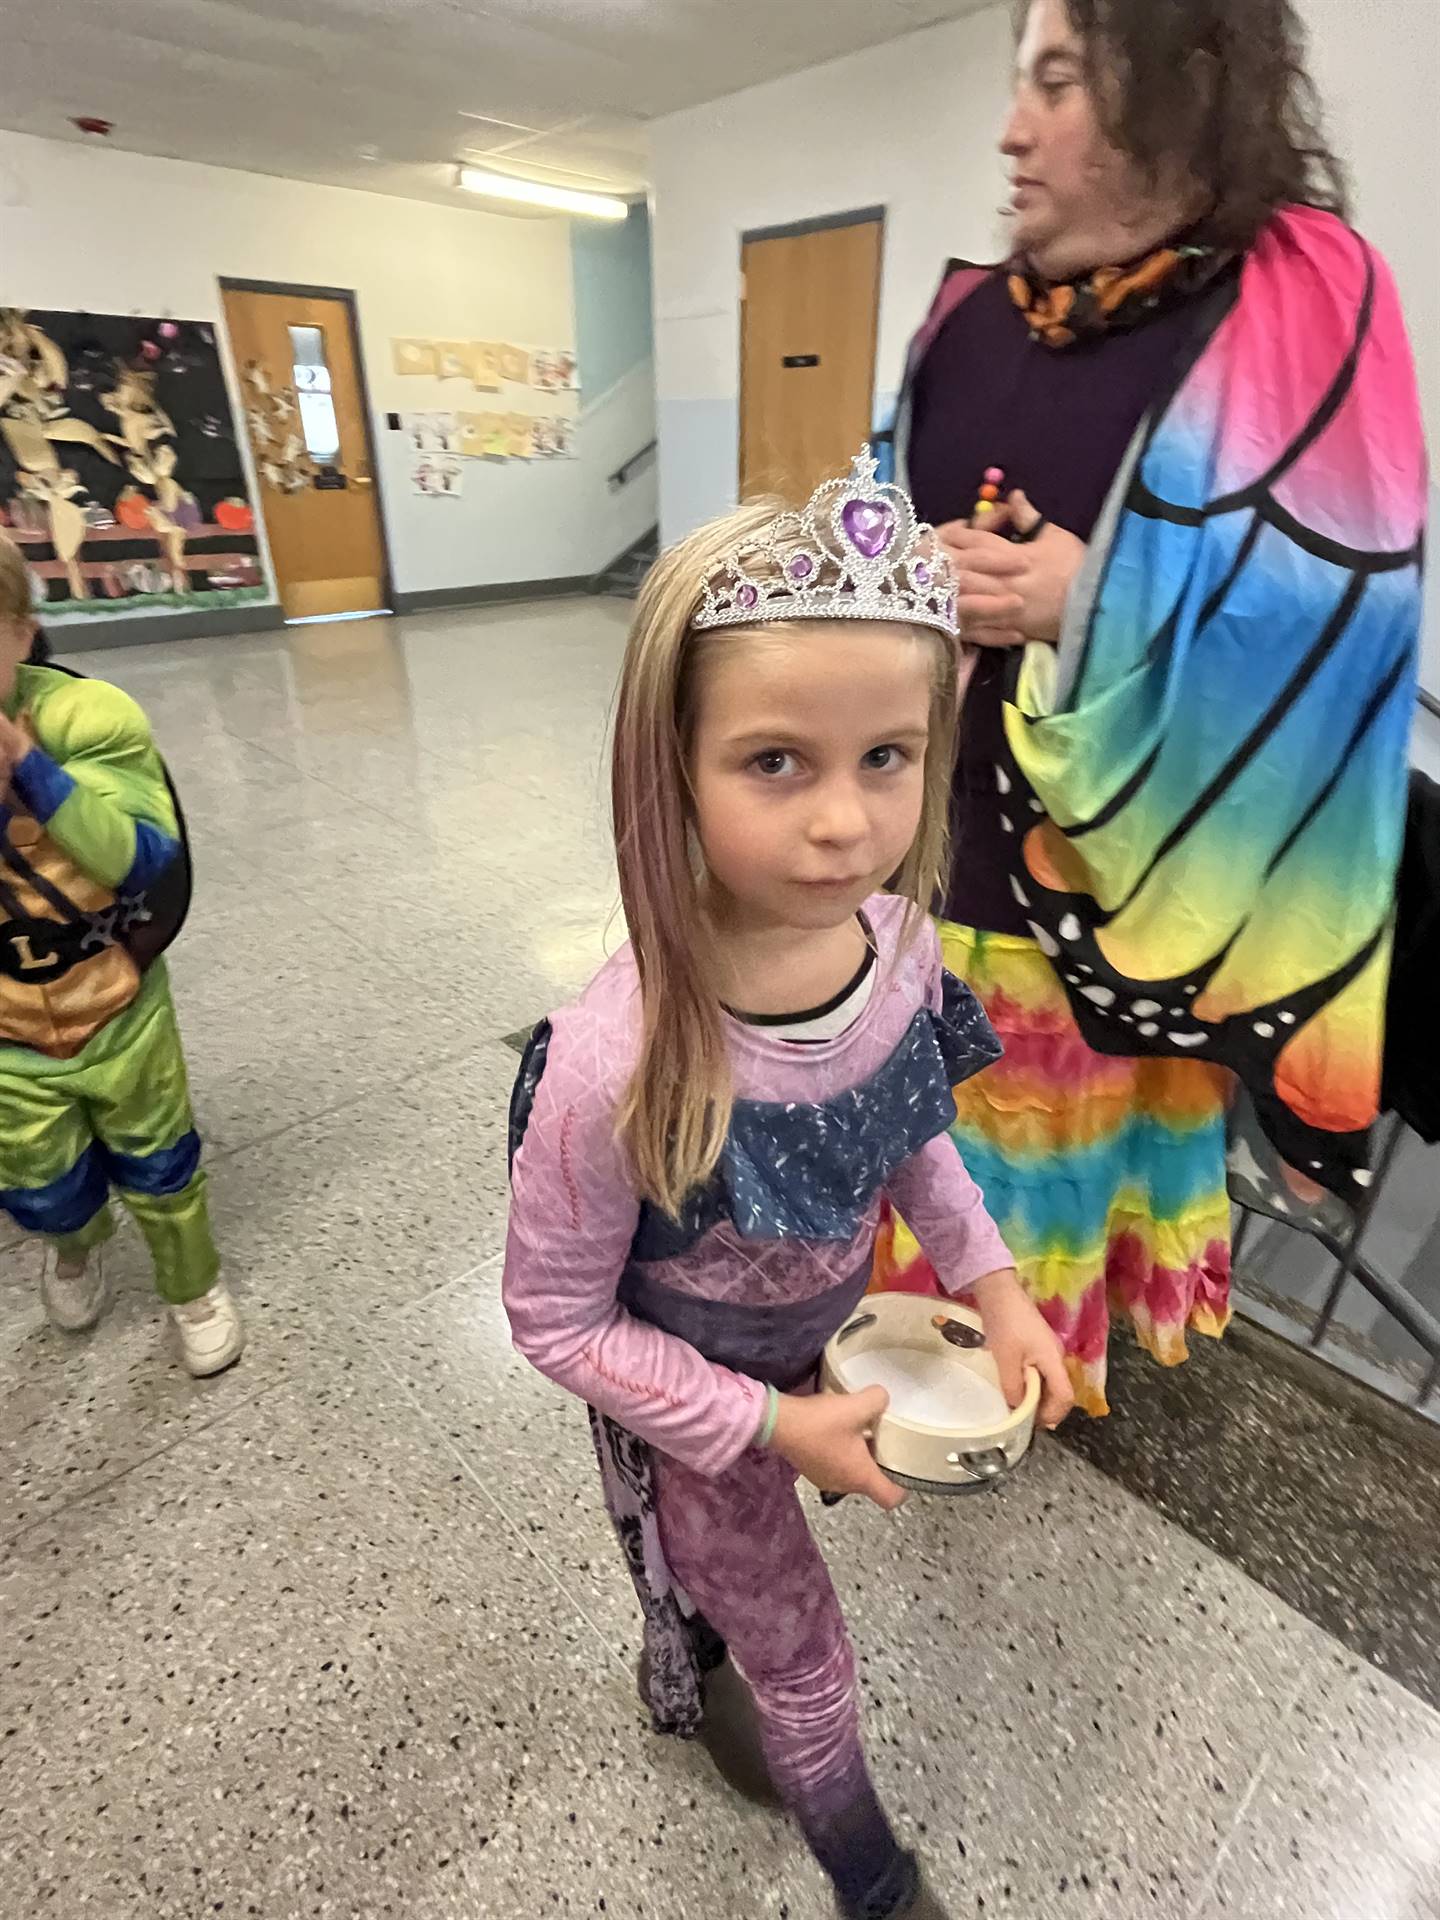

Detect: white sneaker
[40,1247,112,1332]
[170,1282,246,1377]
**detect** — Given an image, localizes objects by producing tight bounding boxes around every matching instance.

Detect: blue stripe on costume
[101,1128,201,1197]
[123,819,179,895]
[955,1110,1227,1258]
[11,748,76,825]
[1,1144,109,1236]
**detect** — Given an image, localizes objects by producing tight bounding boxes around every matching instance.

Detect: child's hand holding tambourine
[767,1386,908,1512]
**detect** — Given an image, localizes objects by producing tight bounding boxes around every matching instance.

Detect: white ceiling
[0,0,992,211]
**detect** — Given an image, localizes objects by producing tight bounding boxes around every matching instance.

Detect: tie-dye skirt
[872,924,1232,1417]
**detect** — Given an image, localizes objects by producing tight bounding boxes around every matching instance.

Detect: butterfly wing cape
[1004,208,1427,1201]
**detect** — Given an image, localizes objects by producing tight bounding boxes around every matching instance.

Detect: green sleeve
[10,681,179,893]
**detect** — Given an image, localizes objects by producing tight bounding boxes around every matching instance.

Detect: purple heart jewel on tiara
[840,497,895,561]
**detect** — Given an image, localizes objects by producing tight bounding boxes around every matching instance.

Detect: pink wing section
[1173,209,1427,551]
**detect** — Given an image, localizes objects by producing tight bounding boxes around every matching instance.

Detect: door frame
[217,275,394,613]
[737,205,887,499]
[740,205,886,250]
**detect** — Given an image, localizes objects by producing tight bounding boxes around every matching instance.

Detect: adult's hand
[937,490,1086,648]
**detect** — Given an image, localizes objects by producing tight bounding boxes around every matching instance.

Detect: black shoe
[838,1862,954,1920]
[894,1871,953,1920]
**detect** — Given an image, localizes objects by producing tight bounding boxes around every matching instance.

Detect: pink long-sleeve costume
[504,895,1011,1916]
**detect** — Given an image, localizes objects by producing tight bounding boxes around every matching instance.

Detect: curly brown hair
[1025,0,1351,249]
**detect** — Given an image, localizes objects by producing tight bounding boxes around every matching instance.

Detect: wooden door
[220,285,387,620]
[739,215,883,506]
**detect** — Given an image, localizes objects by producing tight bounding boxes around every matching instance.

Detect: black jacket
[1382,770,1440,1142]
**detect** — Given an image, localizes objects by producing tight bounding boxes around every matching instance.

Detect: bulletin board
[0,307,265,616]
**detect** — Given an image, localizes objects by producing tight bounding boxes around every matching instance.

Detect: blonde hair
[612,501,959,1216]
[0,533,33,622]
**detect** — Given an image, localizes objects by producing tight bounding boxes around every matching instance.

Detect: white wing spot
[996,766,1012,795]
[1132,999,1161,1018]
[1081,985,1116,1009]
[1253,1022,1275,1039]
[1009,875,1030,908]
[1059,914,1081,942]
[1169,1031,1207,1048]
[1030,922,1060,959]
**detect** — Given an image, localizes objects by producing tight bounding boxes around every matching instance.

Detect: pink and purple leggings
[656,1445,917,1919]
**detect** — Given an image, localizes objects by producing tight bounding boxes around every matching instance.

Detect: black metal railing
[608,440,658,491]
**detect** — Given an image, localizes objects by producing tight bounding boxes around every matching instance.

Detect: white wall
[648,6,1015,541]
[649,0,1439,562]
[0,129,656,619]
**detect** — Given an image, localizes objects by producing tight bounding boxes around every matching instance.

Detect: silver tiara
[692,448,958,639]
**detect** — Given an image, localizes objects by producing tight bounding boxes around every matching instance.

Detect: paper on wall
[497,344,530,385]
[531,415,577,459]
[435,340,475,382]
[411,452,464,497]
[402,410,461,454]
[471,343,502,392]
[501,413,535,458]
[530,347,579,393]
[392,338,438,376]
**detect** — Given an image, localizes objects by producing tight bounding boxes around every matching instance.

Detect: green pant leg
[0,1054,113,1250]
[78,977,221,1307]
[121,1169,220,1305]
[53,1211,118,1264]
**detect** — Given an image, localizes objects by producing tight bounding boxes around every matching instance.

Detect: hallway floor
[2,602,1437,1920]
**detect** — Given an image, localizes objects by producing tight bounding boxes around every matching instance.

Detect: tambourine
[822,1291,1040,1496]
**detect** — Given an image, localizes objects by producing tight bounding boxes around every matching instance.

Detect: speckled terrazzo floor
[1057,1318,1440,1714]
[2,606,1438,1920]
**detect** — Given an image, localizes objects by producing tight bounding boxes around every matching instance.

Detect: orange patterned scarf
[1008,242,1230,348]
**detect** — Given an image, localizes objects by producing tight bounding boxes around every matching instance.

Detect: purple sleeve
[885,1135,1014,1294]
[883,921,1014,1292]
[502,1013,768,1476]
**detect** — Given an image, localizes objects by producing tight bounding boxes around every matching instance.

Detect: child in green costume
[0,536,242,1375]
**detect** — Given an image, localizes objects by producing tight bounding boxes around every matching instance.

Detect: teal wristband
[756,1384,780,1448]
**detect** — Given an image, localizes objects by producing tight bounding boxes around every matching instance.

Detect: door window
[288,324,341,465]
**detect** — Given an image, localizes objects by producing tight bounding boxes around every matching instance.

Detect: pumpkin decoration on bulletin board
[214,498,254,533]
[0,307,264,613]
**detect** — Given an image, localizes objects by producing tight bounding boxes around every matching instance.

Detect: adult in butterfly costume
[873,0,1427,1414]
[0,537,244,1375]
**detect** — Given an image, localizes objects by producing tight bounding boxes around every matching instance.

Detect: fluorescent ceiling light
[455,165,628,220]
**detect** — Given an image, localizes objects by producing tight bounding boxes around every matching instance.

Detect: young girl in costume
[0,535,242,1376]
[504,453,1072,1919]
